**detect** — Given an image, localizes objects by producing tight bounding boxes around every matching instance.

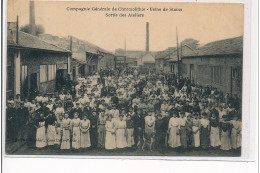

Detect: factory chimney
[146,22,149,52]
[29,0,36,36]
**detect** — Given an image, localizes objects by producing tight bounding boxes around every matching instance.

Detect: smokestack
[29,0,36,36]
[146,22,149,52]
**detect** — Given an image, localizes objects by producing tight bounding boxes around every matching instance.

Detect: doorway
[29,73,38,100]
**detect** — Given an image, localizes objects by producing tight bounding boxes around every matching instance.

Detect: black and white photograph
[4,0,245,157]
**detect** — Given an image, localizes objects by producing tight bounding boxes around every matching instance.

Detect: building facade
[181,36,243,98]
[7,22,71,99]
[98,51,116,70]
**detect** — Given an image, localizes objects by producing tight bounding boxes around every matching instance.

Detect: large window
[40,64,56,83]
[211,66,222,84]
[231,67,240,79]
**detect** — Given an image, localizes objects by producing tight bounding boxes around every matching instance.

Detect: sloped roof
[142,52,155,63]
[8,31,71,53]
[71,58,86,66]
[38,34,113,60]
[184,36,243,57]
[115,49,159,59]
[155,47,177,60]
[115,49,146,58]
[167,45,194,62]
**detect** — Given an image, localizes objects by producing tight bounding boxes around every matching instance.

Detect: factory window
[232,68,240,79]
[211,66,222,84]
[40,64,56,83]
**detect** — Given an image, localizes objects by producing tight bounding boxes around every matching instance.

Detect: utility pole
[124,38,126,69]
[176,27,180,76]
[67,36,72,77]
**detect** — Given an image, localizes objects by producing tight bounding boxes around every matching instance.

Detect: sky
[7,0,244,52]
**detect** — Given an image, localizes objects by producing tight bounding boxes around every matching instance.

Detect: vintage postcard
[4,0,245,158]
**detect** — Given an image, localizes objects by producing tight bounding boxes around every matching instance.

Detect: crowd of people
[6,68,242,154]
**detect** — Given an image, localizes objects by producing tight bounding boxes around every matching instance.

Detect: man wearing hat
[82,102,92,117]
[155,113,168,153]
[132,108,144,148]
[72,102,83,119]
[89,110,98,149]
[6,101,16,142]
[16,102,30,142]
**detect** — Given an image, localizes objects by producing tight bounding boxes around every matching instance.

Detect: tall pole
[176,27,180,76]
[29,0,36,36]
[14,16,21,96]
[16,16,19,44]
[67,36,72,76]
[124,38,126,69]
[146,22,149,52]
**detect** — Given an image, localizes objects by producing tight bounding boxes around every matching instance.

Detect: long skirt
[210,127,220,147]
[98,125,106,148]
[47,125,55,146]
[231,128,239,149]
[116,129,127,148]
[143,126,154,150]
[105,131,116,149]
[200,127,209,148]
[126,128,135,147]
[168,126,181,148]
[192,126,200,147]
[60,129,70,149]
[180,126,187,148]
[36,126,47,148]
[54,127,61,145]
[220,130,231,150]
[237,132,241,148]
[72,127,81,149]
[80,130,91,148]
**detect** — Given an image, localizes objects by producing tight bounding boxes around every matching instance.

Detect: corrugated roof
[184,36,243,57]
[9,31,71,53]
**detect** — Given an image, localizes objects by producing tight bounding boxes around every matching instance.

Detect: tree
[181,38,199,50]
[20,24,45,36]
